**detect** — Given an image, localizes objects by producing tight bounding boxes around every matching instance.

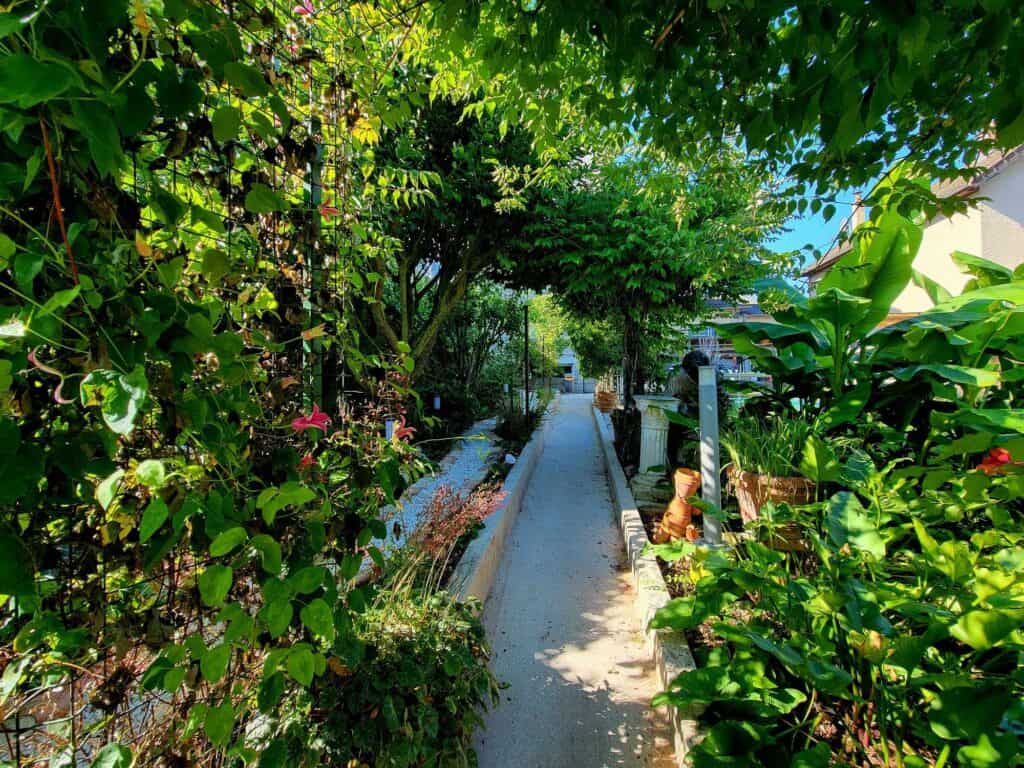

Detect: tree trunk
[622,314,642,411]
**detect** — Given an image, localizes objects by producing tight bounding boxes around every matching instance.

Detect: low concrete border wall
[450,395,560,605]
[590,405,702,767]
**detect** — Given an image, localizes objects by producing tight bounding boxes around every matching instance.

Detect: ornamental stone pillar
[631,395,678,506]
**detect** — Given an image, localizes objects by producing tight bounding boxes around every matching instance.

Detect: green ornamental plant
[651,200,1024,767]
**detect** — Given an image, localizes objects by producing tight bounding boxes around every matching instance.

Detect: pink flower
[293,0,314,16]
[393,416,416,442]
[298,453,315,470]
[292,404,331,432]
[319,203,341,218]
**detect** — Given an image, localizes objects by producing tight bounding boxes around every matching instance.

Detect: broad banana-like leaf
[911,268,953,305]
[893,364,1001,388]
[952,250,1014,289]
[818,210,922,335]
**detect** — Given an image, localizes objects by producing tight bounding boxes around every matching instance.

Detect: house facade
[803,147,1024,313]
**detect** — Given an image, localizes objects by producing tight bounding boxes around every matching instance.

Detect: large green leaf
[0,529,34,597]
[799,434,840,483]
[825,492,886,558]
[198,565,233,606]
[89,744,133,768]
[0,56,77,107]
[928,684,1013,742]
[893,364,1001,388]
[80,367,149,435]
[818,210,922,333]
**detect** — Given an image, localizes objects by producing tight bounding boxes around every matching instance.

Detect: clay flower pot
[728,466,815,552]
[654,496,695,543]
[595,390,618,413]
[673,468,701,504]
[653,468,703,543]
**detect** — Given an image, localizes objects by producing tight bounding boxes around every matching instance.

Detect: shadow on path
[475,395,674,768]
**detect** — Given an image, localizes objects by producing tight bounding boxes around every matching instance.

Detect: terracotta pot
[685,524,701,542]
[654,496,698,543]
[594,390,618,413]
[728,467,815,552]
[673,468,701,506]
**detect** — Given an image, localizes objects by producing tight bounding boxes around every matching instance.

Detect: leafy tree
[423,281,524,413]
[512,152,783,406]
[363,94,546,379]
[427,0,1024,209]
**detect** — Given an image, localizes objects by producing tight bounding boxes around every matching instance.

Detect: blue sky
[769,211,838,268]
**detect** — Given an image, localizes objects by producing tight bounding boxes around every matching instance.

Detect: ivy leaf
[198,565,233,606]
[286,644,315,686]
[72,102,124,177]
[139,498,169,543]
[225,62,269,97]
[135,460,166,489]
[201,644,231,683]
[212,106,242,142]
[96,469,126,510]
[250,534,282,574]
[0,529,34,597]
[258,740,288,768]
[244,183,287,214]
[0,55,76,108]
[80,368,148,435]
[210,526,248,557]
[288,566,325,595]
[204,700,234,747]
[259,598,293,638]
[200,249,230,285]
[300,598,335,643]
[89,744,133,768]
[257,673,286,714]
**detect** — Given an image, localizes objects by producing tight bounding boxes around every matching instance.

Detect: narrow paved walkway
[475,395,674,768]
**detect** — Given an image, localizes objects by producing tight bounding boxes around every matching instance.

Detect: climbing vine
[0,1,442,764]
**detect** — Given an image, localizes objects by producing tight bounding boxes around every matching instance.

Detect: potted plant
[723,415,817,550]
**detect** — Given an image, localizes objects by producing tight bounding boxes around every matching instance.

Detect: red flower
[393,416,416,442]
[298,453,315,470]
[977,447,1013,475]
[292,404,331,432]
[293,0,314,16]
[319,203,341,218]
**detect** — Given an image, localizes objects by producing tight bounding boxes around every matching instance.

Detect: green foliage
[0,1,463,764]
[512,151,783,402]
[428,0,1024,208]
[315,591,500,767]
[655,205,1024,767]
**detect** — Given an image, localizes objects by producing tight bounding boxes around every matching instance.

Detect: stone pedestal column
[631,395,677,505]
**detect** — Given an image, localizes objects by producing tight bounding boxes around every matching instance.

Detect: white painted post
[699,366,722,545]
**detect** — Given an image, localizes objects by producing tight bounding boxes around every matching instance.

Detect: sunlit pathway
[475,394,675,768]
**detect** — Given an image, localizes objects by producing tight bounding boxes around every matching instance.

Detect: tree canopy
[426,0,1024,205]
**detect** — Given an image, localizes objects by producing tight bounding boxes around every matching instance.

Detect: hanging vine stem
[39,116,79,284]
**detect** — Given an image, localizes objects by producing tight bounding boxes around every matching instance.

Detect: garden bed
[590,405,702,767]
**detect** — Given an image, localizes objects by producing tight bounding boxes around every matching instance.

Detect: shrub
[316,591,500,768]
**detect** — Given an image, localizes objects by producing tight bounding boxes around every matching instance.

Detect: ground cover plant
[650,202,1024,767]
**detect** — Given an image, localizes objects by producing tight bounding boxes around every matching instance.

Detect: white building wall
[979,161,1024,271]
[892,157,1024,313]
[892,207,983,313]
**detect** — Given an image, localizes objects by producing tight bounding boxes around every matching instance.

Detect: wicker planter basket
[728,467,815,552]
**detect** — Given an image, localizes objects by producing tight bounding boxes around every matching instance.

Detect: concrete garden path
[475,395,675,768]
